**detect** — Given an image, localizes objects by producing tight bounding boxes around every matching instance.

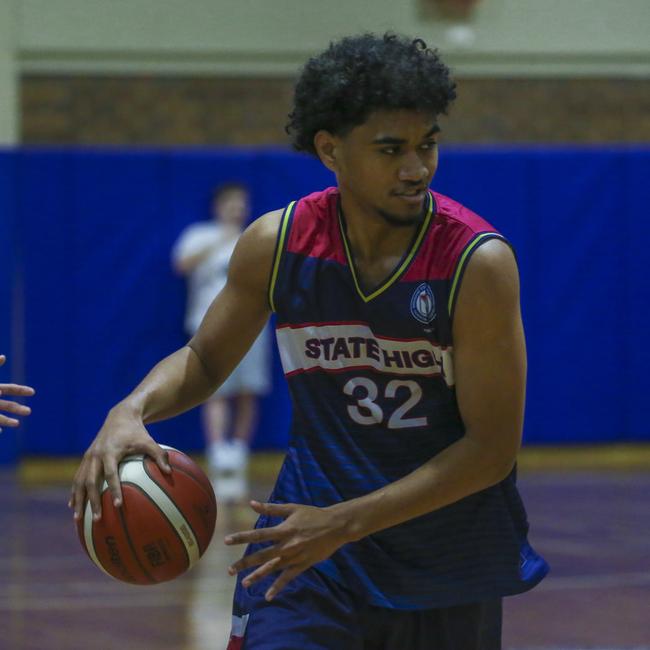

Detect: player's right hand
[0,354,35,431]
[68,405,171,521]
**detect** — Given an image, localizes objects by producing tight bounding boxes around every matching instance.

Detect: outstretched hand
[225,500,350,601]
[0,355,35,431]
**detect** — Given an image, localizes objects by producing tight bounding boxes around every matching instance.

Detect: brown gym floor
[1,447,649,650]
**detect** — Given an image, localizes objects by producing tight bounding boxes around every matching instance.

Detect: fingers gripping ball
[76,445,217,585]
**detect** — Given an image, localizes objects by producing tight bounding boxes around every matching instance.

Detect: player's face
[325,110,440,227]
[214,189,249,227]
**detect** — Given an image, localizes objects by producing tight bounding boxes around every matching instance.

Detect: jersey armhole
[447,232,514,322]
[267,200,297,313]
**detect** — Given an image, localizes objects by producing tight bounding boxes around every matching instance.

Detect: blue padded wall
[0,153,17,463]
[0,146,647,456]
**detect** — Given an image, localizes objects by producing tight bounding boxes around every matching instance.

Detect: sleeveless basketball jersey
[266,187,548,609]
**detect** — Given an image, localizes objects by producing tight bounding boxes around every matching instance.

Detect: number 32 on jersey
[343,377,428,429]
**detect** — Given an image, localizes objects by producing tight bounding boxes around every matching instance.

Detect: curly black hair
[286,33,457,155]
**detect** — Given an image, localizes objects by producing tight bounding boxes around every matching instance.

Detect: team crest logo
[410,283,436,325]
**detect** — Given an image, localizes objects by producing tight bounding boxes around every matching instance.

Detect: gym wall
[1,146,648,456]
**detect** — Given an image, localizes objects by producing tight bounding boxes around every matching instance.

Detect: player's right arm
[69,209,283,521]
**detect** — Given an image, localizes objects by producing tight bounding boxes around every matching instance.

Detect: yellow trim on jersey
[447,232,501,316]
[268,201,296,313]
[339,193,434,303]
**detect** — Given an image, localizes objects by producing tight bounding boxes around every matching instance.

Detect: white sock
[208,441,231,472]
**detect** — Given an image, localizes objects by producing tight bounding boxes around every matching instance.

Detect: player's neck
[338,195,419,264]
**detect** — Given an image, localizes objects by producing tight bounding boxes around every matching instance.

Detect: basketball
[76,445,217,585]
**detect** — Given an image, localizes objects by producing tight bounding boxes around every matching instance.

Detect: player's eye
[420,141,437,151]
[380,147,399,155]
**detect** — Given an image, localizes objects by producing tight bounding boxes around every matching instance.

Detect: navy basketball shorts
[227,563,502,650]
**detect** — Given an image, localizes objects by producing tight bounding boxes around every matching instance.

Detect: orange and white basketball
[76,445,217,585]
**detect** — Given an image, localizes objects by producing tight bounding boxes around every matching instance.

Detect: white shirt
[172,222,239,335]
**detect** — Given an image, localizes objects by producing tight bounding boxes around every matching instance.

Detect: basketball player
[70,34,548,649]
[0,354,34,431]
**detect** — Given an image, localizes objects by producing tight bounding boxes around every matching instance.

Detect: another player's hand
[0,355,35,431]
[225,501,350,601]
[68,405,171,522]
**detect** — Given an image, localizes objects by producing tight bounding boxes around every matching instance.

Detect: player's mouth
[393,188,427,205]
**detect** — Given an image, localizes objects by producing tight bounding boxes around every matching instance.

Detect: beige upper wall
[13,0,650,77]
[0,0,18,143]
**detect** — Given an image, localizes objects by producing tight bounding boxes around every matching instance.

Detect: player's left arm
[341,238,527,528]
[226,239,525,599]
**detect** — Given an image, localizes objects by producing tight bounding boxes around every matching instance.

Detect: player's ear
[314,130,340,173]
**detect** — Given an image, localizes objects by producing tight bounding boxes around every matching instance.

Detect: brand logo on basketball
[143,542,167,567]
[180,524,195,546]
[106,536,121,566]
[410,283,436,324]
[105,535,135,582]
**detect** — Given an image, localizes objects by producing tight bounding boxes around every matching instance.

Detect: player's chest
[285,262,450,344]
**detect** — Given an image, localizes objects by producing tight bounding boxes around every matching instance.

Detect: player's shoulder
[232,207,289,269]
[244,187,338,247]
[286,187,340,251]
[432,191,498,235]
[292,187,339,224]
[296,187,339,210]
[238,187,339,257]
[431,192,514,269]
[242,208,284,245]
[226,209,285,292]
[464,237,517,277]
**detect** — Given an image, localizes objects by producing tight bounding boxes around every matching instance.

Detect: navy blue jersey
[264,187,548,609]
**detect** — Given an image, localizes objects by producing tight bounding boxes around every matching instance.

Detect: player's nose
[397,152,429,182]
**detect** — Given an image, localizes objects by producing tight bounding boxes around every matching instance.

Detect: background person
[172,183,271,498]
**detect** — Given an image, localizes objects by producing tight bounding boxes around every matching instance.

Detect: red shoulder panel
[285,187,347,263]
[403,192,501,281]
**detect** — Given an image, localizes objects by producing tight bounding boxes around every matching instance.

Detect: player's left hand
[224,500,350,601]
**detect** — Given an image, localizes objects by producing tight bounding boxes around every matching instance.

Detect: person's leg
[362,599,502,650]
[433,599,502,650]
[203,397,229,445]
[227,561,363,650]
[476,598,503,650]
[203,397,231,472]
[232,392,258,445]
[228,392,258,479]
[213,327,268,500]
[231,324,271,453]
